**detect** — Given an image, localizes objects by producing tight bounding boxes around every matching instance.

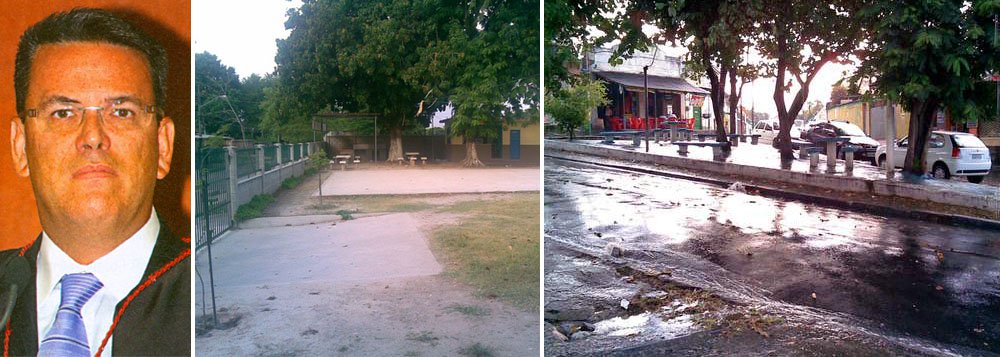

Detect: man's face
[10,42,174,229]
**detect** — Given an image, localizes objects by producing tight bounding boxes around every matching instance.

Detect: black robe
[0,226,190,356]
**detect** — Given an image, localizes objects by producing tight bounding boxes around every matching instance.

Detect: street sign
[992,74,1000,81]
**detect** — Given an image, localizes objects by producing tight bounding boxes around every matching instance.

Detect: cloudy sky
[193,0,302,78]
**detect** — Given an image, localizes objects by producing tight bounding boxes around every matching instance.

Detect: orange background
[0,1,191,250]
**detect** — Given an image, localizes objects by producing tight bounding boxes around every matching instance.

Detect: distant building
[581,45,709,132]
[442,118,540,166]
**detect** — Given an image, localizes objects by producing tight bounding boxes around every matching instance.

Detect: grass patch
[446,304,490,317]
[457,343,495,357]
[234,194,275,222]
[281,175,303,189]
[335,209,354,220]
[405,331,439,346]
[304,195,441,214]
[431,192,539,309]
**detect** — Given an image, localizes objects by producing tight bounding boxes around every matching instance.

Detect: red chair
[610,117,624,131]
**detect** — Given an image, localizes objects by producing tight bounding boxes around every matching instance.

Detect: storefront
[592,71,709,131]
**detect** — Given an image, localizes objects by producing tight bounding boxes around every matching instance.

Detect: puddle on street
[545,158,1000,354]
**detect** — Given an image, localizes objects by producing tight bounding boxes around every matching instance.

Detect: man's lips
[73,164,116,179]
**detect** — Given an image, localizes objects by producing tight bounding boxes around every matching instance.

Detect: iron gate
[196,148,232,248]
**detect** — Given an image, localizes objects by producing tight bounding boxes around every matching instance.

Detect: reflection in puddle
[593,312,697,338]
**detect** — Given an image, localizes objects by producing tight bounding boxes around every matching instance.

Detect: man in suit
[0,8,189,356]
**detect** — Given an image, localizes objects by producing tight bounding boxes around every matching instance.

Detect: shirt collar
[37,209,159,304]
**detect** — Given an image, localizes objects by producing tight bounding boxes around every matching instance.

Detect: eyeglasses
[25,98,159,131]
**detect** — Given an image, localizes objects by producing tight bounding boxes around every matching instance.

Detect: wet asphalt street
[545,157,1000,355]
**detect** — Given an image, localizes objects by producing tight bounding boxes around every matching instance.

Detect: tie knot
[58,273,103,313]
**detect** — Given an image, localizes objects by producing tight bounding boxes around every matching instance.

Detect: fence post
[227,146,239,227]
[256,144,265,195]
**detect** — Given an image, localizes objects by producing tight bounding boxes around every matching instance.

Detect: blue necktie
[38,273,103,357]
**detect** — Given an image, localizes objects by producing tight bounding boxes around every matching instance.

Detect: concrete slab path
[316,167,540,195]
[198,213,441,289]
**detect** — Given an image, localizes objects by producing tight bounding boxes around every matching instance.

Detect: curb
[547,140,1000,221]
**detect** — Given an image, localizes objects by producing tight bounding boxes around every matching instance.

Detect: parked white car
[874,131,992,183]
[752,119,806,146]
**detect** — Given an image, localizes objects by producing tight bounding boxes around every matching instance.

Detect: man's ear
[10,117,29,177]
[156,117,175,179]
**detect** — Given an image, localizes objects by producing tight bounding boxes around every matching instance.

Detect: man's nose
[76,109,110,151]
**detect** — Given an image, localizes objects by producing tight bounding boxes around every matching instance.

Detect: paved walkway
[197,213,441,289]
[196,213,537,356]
[317,167,540,195]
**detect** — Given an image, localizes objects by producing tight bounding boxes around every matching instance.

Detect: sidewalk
[547,139,1000,219]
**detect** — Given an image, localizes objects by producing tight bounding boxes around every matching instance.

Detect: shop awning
[594,71,709,95]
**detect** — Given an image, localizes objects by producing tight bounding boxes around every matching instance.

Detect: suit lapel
[8,236,40,356]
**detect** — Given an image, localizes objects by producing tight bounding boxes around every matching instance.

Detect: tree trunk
[386,125,404,162]
[902,98,939,179]
[772,34,832,166]
[728,69,739,135]
[701,49,730,153]
[461,141,485,167]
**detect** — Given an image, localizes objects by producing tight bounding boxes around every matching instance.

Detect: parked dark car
[801,121,879,162]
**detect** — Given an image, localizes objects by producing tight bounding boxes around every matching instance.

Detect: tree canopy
[851,0,1000,178]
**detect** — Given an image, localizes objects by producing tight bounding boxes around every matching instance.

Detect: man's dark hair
[14,8,168,116]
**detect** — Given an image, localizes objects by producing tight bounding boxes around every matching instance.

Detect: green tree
[755,0,866,163]
[851,0,999,179]
[546,77,608,140]
[195,52,241,138]
[634,0,762,149]
[427,0,540,166]
[797,100,825,122]
[276,0,442,162]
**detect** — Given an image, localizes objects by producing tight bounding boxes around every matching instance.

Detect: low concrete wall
[547,140,998,216]
[234,160,306,209]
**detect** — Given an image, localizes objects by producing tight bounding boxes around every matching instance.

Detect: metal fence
[263,146,277,171]
[235,147,258,180]
[196,143,316,249]
[195,148,232,249]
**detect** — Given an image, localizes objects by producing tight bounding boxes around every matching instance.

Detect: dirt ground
[196,169,540,356]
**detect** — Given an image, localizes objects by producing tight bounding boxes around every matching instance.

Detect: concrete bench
[807,147,824,171]
[677,128,694,141]
[841,145,858,175]
[748,134,762,145]
[674,141,727,160]
[420,156,428,165]
[793,140,814,159]
[599,130,643,147]
[695,133,715,142]
[727,134,741,147]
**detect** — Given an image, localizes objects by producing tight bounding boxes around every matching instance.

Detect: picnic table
[404,152,423,166]
[813,137,851,173]
[333,154,352,170]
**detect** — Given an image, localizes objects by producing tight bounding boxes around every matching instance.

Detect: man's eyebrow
[106,95,145,105]
[37,95,81,107]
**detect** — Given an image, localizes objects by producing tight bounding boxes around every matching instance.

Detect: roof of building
[594,71,709,95]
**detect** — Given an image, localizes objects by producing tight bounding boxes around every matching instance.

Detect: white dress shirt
[36,209,158,357]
